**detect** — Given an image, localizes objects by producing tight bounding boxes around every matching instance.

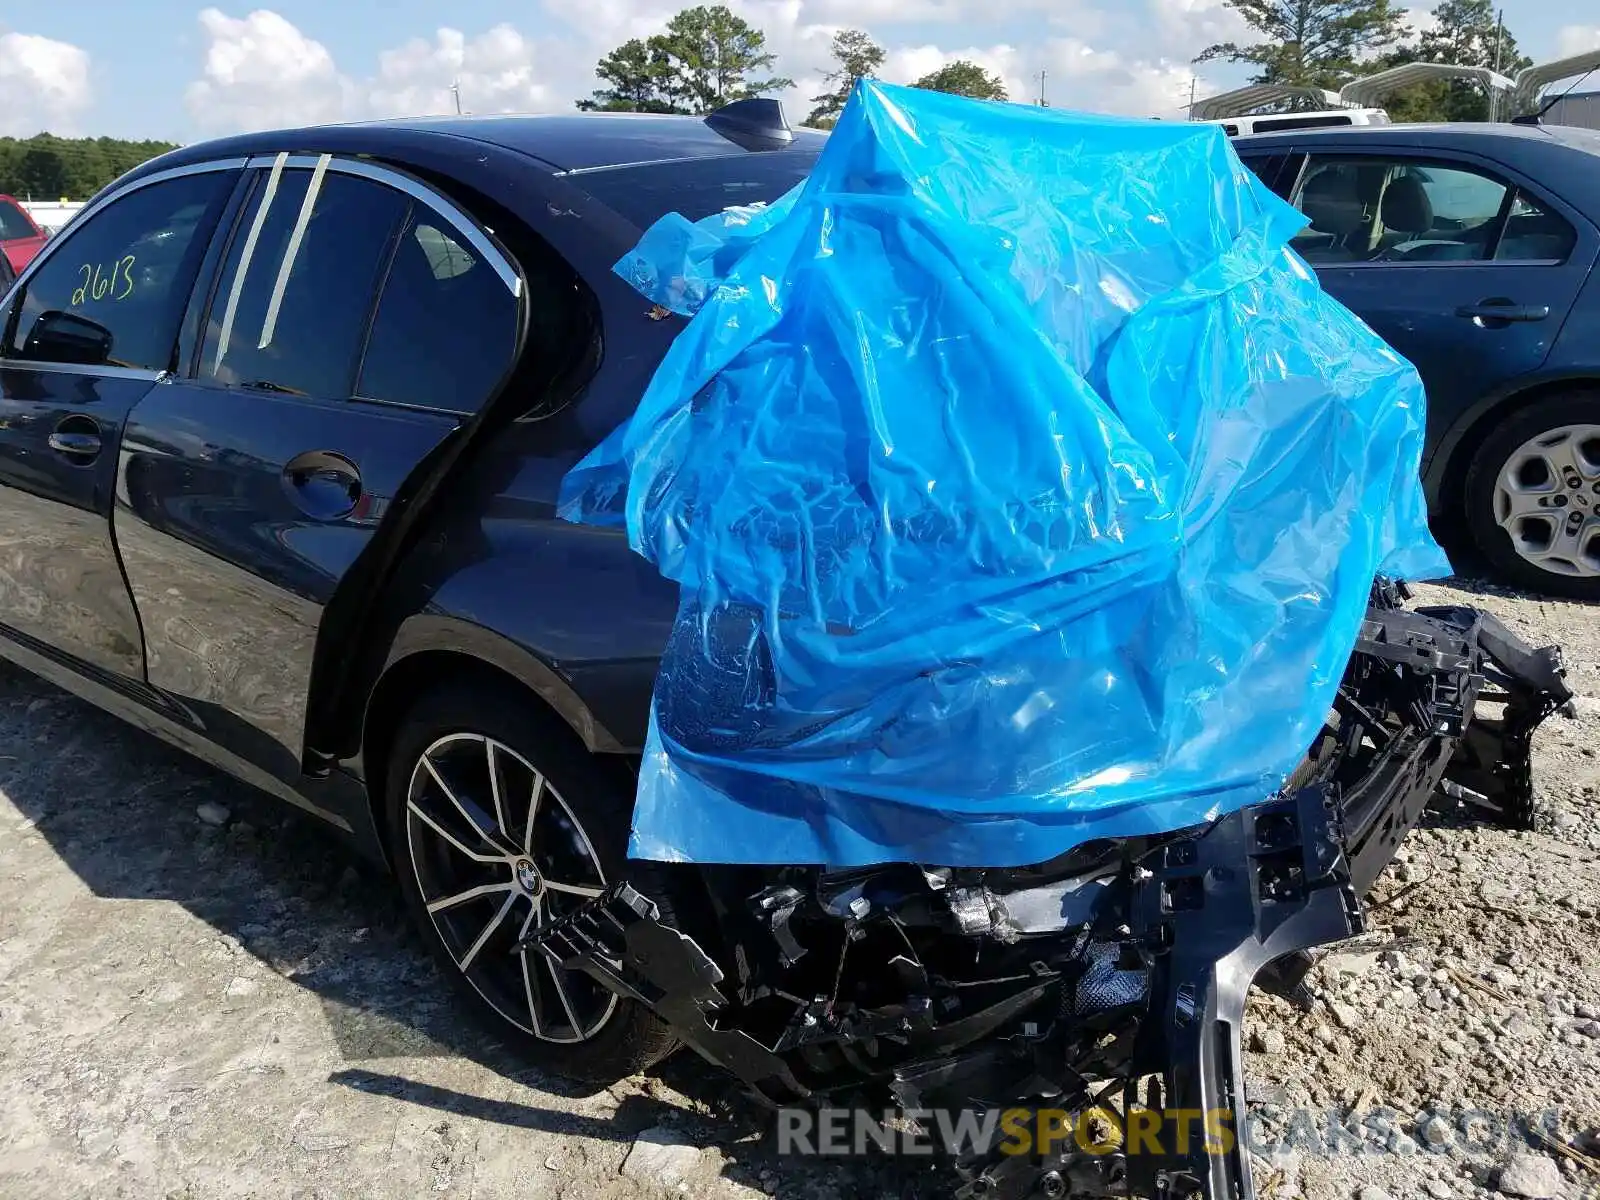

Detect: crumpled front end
[527,582,1572,1200]
[545,81,1575,1199]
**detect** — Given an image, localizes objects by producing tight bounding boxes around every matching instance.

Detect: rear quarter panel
[351,420,680,762]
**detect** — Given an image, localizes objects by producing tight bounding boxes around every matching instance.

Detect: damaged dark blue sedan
[0,93,1575,1200]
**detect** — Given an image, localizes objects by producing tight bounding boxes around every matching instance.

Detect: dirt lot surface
[0,574,1596,1200]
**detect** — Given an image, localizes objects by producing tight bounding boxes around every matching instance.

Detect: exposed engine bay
[525,581,1573,1200]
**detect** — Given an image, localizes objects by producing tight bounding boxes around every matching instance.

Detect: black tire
[383,682,679,1082]
[1462,391,1600,601]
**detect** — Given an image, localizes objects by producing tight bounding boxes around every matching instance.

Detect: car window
[4,171,233,371]
[1289,155,1510,265]
[0,200,36,240]
[356,213,520,414]
[1238,153,1295,201]
[1252,115,1353,132]
[578,152,821,228]
[1495,189,1576,263]
[201,166,408,397]
[1412,165,1505,223]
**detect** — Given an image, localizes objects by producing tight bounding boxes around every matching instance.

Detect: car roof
[359,112,828,173]
[160,111,829,177]
[1233,121,1600,156]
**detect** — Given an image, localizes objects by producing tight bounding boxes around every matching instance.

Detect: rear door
[1276,145,1598,449]
[114,154,524,779]
[0,164,238,683]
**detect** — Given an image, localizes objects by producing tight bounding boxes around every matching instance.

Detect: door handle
[1455,301,1550,324]
[282,450,362,520]
[47,421,102,461]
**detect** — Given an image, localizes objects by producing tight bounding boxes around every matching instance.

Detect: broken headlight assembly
[523,580,1572,1200]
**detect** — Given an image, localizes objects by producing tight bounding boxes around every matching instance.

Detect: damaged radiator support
[521,586,1573,1200]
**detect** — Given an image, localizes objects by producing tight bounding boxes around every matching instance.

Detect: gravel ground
[0,574,1595,1200]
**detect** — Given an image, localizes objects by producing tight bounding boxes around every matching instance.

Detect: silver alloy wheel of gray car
[1493,423,1600,579]
[404,731,617,1044]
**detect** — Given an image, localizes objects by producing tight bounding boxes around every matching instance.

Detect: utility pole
[1189,76,1198,118]
[1037,69,1048,107]
[450,79,463,115]
[1490,9,1504,121]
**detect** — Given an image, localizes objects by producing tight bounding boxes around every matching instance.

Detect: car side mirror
[23,309,114,366]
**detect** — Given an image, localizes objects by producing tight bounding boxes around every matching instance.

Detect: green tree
[657,5,794,113]
[581,6,793,115]
[807,30,885,128]
[0,134,177,200]
[1379,0,1530,122]
[580,38,682,112]
[1196,0,1410,93]
[911,60,1008,101]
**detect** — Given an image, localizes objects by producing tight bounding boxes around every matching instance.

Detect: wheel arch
[1425,372,1600,517]
[357,617,635,871]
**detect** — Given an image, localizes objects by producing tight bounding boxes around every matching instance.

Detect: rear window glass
[0,200,37,240]
[579,152,821,229]
[1252,115,1354,132]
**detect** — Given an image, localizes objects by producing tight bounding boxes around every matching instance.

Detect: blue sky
[2,1,1597,142]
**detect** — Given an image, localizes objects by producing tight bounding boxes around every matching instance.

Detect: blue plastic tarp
[560,80,1450,869]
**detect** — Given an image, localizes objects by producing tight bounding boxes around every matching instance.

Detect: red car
[0,195,49,273]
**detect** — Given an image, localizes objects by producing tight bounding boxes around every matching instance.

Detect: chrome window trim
[1,158,249,309]
[349,392,472,420]
[0,359,164,382]
[242,153,523,297]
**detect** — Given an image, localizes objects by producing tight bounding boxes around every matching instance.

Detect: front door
[114,156,524,780]
[0,166,237,682]
[1281,148,1597,454]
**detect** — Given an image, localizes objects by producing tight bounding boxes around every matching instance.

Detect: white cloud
[0,30,92,136]
[184,8,351,133]
[880,37,1201,116]
[881,42,1013,88]
[1144,0,1251,59]
[1557,25,1600,59]
[1402,6,1440,38]
[1049,41,1201,116]
[181,1,1250,135]
[368,25,566,116]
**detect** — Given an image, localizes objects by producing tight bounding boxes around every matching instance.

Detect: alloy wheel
[1493,423,1600,579]
[404,732,617,1043]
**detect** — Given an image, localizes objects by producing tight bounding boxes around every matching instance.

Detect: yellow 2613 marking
[71,255,136,305]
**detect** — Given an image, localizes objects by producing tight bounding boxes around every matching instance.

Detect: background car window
[1289,156,1510,264]
[356,213,520,413]
[1417,166,1506,224]
[1495,190,1576,262]
[0,200,37,240]
[201,167,408,397]
[1252,114,1353,132]
[1238,153,1296,201]
[4,172,231,371]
